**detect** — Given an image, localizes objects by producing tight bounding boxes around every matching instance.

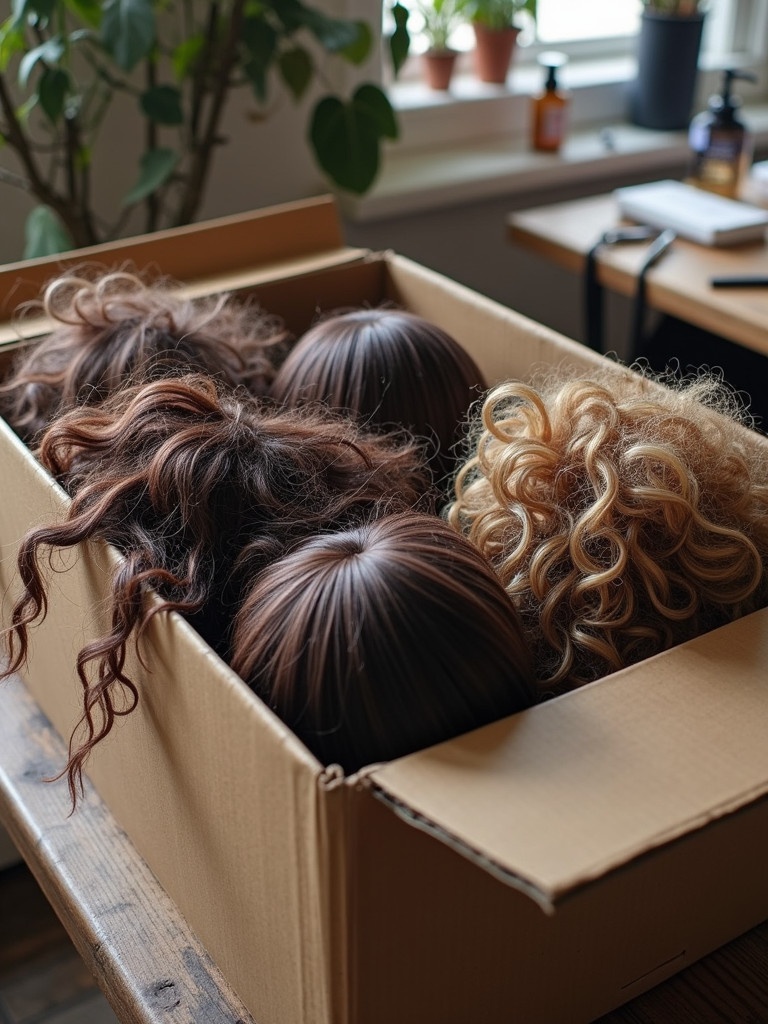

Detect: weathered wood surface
[0,673,256,1024]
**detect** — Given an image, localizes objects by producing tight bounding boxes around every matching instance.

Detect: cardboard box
[1,197,767,1024]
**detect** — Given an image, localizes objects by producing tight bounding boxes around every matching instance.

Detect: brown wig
[231,511,537,773]
[448,370,768,691]
[0,268,287,443]
[3,375,430,801]
[269,308,487,493]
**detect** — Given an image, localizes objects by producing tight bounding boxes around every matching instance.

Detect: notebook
[613,179,768,247]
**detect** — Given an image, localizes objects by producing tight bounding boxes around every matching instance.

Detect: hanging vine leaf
[23,205,74,259]
[0,23,25,71]
[122,147,178,206]
[101,0,155,72]
[389,3,410,78]
[172,34,204,80]
[340,21,372,65]
[310,84,397,194]
[279,46,312,100]
[38,66,70,123]
[352,84,399,140]
[18,35,64,86]
[242,16,278,101]
[141,84,183,124]
[65,0,101,27]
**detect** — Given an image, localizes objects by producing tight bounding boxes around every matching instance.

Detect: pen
[710,276,768,288]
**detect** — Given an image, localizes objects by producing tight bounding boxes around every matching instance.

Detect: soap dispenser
[687,69,757,199]
[531,52,570,153]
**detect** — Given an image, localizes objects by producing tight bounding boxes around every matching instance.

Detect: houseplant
[468,0,536,85]
[0,0,399,258]
[414,0,468,90]
[630,0,707,129]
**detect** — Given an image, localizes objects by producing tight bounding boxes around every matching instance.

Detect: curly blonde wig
[448,369,768,690]
[0,267,287,442]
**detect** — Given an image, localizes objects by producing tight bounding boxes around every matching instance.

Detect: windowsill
[339,55,768,224]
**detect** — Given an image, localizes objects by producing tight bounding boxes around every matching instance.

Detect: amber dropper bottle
[531,51,570,152]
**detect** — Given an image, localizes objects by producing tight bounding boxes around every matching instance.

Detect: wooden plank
[0,674,256,1024]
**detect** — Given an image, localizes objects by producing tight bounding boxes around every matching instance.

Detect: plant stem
[145,56,160,232]
[172,0,246,227]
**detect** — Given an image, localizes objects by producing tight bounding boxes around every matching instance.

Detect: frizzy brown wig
[0,268,287,442]
[231,511,537,773]
[448,369,768,690]
[3,374,430,802]
[269,307,487,492]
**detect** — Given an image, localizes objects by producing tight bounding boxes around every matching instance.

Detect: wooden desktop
[508,192,768,358]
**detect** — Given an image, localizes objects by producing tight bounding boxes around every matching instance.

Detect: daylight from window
[536,0,638,42]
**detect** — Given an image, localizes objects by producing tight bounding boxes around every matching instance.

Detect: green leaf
[38,66,70,123]
[351,83,398,140]
[102,0,155,72]
[19,36,65,87]
[310,89,390,195]
[23,206,74,259]
[140,84,183,124]
[389,3,410,78]
[242,17,278,102]
[172,34,204,80]
[297,9,362,53]
[278,46,312,100]
[339,21,371,66]
[243,15,277,65]
[0,21,25,73]
[122,147,178,206]
[65,0,102,27]
[13,0,57,27]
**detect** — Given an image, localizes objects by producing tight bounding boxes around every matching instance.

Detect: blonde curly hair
[448,369,768,690]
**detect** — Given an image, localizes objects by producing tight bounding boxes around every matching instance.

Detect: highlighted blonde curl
[448,370,768,689]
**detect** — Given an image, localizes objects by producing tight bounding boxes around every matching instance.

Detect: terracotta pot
[422,49,459,91]
[472,23,520,85]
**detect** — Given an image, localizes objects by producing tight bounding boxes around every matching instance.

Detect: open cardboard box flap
[0,195,366,343]
[365,608,768,913]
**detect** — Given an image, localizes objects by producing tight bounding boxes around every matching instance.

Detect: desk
[508,193,768,359]
[1,674,767,1024]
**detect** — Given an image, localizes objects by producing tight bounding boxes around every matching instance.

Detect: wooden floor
[0,863,117,1024]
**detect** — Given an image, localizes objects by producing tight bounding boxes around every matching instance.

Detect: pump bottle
[687,69,757,198]
[531,52,570,153]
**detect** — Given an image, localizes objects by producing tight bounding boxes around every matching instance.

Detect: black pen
[710,276,768,288]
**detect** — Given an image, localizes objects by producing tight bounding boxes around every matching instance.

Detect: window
[382,0,768,75]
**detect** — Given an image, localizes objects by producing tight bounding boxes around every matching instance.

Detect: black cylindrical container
[629,11,705,130]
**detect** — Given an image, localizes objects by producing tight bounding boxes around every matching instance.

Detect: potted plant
[0,0,400,259]
[630,0,707,129]
[468,0,536,85]
[414,0,469,91]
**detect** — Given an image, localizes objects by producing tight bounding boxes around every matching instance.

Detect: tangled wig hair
[448,369,768,691]
[3,374,430,802]
[232,511,537,773]
[270,307,487,493]
[0,268,287,443]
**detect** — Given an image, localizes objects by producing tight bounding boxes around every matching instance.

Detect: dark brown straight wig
[269,308,487,494]
[0,268,287,443]
[2,374,430,803]
[231,511,538,773]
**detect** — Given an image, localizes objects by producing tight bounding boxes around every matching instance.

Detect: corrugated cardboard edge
[368,776,768,916]
[0,195,345,316]
[0,413,342,1024]
[362,609,768,917]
